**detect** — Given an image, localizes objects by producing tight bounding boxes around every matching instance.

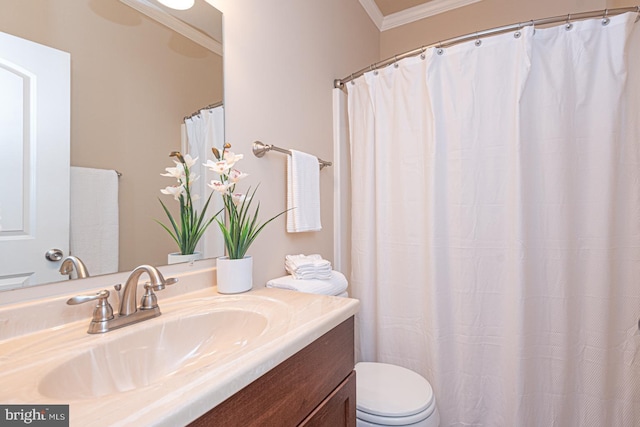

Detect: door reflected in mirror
[0,0,224,291]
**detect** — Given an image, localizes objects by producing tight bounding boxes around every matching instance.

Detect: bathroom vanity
[190,317,355,426]
[0,262,359,426]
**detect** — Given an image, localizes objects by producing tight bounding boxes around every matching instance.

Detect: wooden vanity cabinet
[189,316,356,427]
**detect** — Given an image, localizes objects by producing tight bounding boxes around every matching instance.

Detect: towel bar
[252,141,332,169]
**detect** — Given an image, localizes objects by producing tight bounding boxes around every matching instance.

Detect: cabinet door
[300,370,356,427]
[189,317,355,427]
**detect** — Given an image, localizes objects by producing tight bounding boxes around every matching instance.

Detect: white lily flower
[231,192,252,206]
[202,159,216,169]
[161,165,184,180]
[208,180,231,194]
[223,150,244,168]
[188,173,200,185]
[228,169,248,183]
[203,159,232,174]
[182,154,198,169]
[161,185,185,201]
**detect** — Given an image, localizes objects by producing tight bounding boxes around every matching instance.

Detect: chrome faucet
[67,265,177,334]
[119,265,177,315]
[59,255,90,279]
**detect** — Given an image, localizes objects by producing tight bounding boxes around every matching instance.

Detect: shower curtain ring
[565,14,573,30]
[393,55,399,68]
[420,46,426,60]
[530,19,536,34]
[350,73,355,85]
[602,9,610,26]
[437,42,444,55]
[514,23,522,39]
[475,32,482,47]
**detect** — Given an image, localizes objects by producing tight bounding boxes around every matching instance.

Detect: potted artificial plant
[205,143,287,293]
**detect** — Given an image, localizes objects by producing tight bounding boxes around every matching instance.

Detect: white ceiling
[362,0,482,31]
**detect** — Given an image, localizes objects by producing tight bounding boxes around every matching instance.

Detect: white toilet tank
[355,362,440,427]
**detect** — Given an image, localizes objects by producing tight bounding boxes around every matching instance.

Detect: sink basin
[38,308,268,400]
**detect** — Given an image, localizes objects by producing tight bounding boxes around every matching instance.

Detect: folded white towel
[287,150,321,233]
[266,271,348,296]
[289,269,332,280]
[285,253,326,267]
[285,253,332,279]
[286,253,316,264]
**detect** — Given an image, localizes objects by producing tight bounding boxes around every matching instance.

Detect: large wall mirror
[0,0,224,291]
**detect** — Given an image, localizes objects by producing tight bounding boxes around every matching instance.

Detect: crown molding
[360,0,483,32]
[358,0,385,30]
[119,0,222,55]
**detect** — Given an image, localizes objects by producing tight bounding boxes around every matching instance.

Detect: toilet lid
[355,362,435,418]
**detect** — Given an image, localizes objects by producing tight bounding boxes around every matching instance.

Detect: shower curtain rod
[334,6,640,88]
[183,101,223,121]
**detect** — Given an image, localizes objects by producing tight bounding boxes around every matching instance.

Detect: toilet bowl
[355,362,440,427]
[271,283,440,426]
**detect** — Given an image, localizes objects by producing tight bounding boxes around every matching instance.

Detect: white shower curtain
[347,13,640,426]
[183,105,225,258]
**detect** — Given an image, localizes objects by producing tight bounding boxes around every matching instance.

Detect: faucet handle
[67,289,109,305]
[67,290,114,322]
[150,277,178,292]
[140,283,159,310]
[139,277,177,310]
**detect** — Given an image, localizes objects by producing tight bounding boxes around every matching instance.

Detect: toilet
[355,362,440,427]
[267,272,440,426]
[279,285,440,426]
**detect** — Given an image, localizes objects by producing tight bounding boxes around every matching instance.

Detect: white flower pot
[167,251,203,265]
[216,256,253,294]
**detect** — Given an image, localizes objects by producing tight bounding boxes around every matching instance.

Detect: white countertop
[0,266,359,426]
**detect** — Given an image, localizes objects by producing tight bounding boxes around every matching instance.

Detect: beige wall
[380,0,637,59]
[0,0,222,272]
[211,0,637,289]
[208,0,379,286]
[608,0,640,7]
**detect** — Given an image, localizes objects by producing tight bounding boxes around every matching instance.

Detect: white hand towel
[285,254,331,271]
[266,271,348,296]
[70,167,119,275]
[287,150,321,233]
[285,253,322,265]
[289,269,333,280]
[285,253,332,279]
